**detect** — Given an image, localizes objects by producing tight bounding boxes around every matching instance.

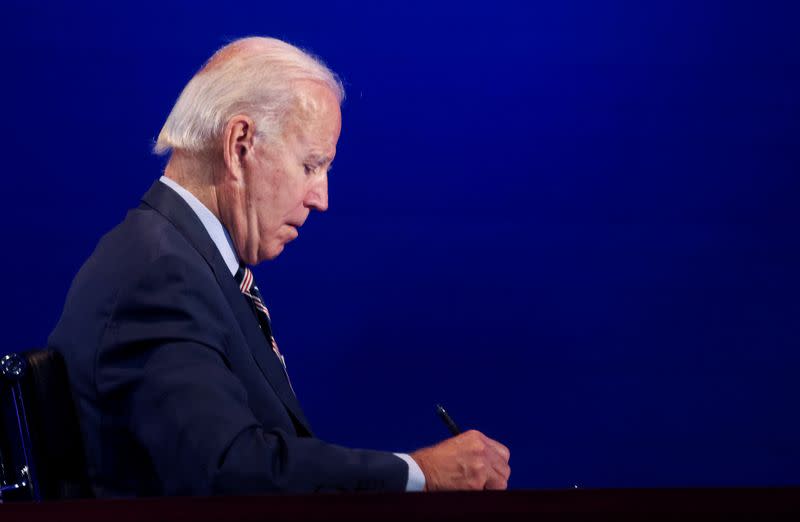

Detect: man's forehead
[284,83,341,150]
[293,81,340,117]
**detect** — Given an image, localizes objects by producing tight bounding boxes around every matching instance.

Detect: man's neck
[163,151,221,220]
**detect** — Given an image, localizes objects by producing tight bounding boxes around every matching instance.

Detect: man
[49,37,510,496]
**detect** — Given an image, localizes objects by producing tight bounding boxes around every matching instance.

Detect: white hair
[154,37,344,155]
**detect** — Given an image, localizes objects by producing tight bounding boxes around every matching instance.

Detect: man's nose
[305,174,328,212]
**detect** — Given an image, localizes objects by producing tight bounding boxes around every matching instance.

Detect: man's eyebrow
[307,152,333,164]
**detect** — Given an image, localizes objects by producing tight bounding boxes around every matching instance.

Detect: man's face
[243,82,341,262]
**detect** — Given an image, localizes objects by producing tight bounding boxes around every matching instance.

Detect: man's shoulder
[49,200,218,393]
[92,202,205,273]
[60,201,215,324]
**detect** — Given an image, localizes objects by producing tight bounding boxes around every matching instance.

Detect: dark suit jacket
[48,181,407,496]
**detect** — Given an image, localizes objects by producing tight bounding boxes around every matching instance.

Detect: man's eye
[304,164,315,174]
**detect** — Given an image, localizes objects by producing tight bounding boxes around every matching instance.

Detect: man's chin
[261,243,286,262]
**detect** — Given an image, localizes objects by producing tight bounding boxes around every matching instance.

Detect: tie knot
[233,264,285,373]
[236,265,254,293]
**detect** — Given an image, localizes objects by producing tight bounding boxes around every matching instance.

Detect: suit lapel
[140,180,313,435]
[216,267,313,434]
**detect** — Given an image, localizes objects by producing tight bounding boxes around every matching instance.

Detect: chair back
[0,349,92,501]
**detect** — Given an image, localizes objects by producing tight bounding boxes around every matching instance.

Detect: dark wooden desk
[1,488,799,521]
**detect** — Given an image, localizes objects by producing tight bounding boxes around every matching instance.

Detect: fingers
[487,438,511,461]
[470,430,509,460]
[485,451,511,490]
[484,474,508,490]
[411,430,511,491]
[462,430,511,490]
[482,439,510,490]
[467,430,511,465]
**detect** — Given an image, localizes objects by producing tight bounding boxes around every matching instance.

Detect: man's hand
[410,430,511,491]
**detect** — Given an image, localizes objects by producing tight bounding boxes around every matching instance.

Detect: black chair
[0,349,92,501]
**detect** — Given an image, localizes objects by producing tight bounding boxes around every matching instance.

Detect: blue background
[4,1,799,488]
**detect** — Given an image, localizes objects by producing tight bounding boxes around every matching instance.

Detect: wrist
[410,449,432,492]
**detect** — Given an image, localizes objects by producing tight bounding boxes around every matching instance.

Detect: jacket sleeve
[96,252,408,495]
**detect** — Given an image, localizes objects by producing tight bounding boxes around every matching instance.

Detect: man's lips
[286,224,301,239]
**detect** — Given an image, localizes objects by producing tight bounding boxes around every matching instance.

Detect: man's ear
[222,115,256,179]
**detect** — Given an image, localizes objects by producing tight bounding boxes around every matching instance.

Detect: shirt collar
[159,176,240,276]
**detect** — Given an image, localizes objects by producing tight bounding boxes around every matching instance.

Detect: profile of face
[222,81,341,264]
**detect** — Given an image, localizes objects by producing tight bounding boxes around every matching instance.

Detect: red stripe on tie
[242,268,252,292]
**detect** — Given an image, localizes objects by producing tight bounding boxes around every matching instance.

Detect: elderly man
[49,37,510,496]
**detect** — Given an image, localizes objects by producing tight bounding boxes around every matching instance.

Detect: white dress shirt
[158,176,426,492]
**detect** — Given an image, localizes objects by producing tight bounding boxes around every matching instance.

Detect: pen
[435,404,462,436]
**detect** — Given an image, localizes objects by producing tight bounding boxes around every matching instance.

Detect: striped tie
[235,265,287,372]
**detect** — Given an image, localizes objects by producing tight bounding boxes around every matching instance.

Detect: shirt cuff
[393,453,426,491]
